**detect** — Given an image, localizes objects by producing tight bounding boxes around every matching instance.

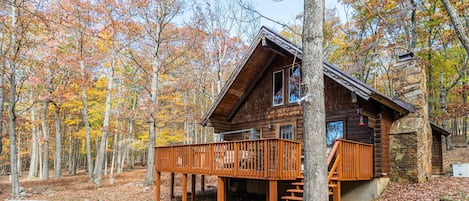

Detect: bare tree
[440,0,468,148]
[302,0,327,200]
[440,0,469,54]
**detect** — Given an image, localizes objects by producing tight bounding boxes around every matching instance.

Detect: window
[273,70,284,106]
[289,65,301,103]
[326,120,345,146]
[279,125,294,140]
[251,129,261,140]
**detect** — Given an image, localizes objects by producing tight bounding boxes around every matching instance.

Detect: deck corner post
[155,171,161,201]
[217,177,225,201]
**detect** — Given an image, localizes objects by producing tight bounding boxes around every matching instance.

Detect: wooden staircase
[280,173,341,201]
[281,174,304,201]
[281,140,346,201]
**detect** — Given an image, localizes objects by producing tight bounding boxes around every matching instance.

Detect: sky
[254,0,345,31]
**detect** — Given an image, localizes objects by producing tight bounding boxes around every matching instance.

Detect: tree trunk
[94,66,114,185]
[8,71,19,199]
[441,73,454,150]
[80,59,93,181]
[144,59,158,186]
[28,100,39,178]
[7,1,20,198]
[303,0,327,200]
[40,99,50,180]
[0,15,5,159]
[54,105,62,179]
[441,0,469,54]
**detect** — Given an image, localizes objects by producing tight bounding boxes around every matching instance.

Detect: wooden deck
[155,138,302,180]
[155,138,373,201]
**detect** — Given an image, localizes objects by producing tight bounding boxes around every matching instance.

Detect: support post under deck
[267,180,278,201]
[191,174,196,201]
[170,173,175,198]
[217,177,225,201]
[201,175,205,192]
[155,172,161,201]
[182,174,188,201]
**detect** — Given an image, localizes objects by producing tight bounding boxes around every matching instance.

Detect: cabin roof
[201,27,418,127]
[430,122,450,136]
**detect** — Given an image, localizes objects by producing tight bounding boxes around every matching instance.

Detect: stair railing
[327,140,341,181]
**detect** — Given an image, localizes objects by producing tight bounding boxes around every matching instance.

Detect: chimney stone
[389,55,432,183]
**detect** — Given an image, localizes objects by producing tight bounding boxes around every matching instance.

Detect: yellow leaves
[156,127,185,146]
[73,127,102,139]
[96,25,114,53]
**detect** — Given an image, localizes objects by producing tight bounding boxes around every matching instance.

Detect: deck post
[155,172,161,201]
[217,177,225,201]
[170,173,175,198]
[333,181,341,201]
[267,180,278,201]
[201,175,205,192]
[191,174,196,201]
[182,174,188,201]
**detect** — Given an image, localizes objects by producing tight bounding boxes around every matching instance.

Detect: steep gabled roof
[201,27,415,126]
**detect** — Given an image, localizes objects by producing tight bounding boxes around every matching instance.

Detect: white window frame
[288,65,301,104]
[273,69,284,106]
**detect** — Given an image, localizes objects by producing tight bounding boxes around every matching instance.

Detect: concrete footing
[341,178,390,201]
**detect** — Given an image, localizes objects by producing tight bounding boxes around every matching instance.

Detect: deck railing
[155,138,302,180]
[327,139,373,181]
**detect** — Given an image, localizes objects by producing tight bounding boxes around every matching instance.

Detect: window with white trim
[279,125,294,140]
[273,70,284,106]
[289,65,301,103]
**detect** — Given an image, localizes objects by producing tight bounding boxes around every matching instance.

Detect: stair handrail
[326,140,341,181]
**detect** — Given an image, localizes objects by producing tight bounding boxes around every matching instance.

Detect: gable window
[289,65,301,103]
[273,70,284,106]
[279,125,294,140]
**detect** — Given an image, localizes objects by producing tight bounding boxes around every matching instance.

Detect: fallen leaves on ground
[375,145,469,201]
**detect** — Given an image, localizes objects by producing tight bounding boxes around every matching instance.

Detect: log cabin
[154,27,449,201]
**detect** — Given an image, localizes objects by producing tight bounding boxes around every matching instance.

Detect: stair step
[328,183,338,188]
[291,182,304,186]
[286,189,304,193]
[281,195,304,201]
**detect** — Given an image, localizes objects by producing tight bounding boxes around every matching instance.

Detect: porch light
[351,91,357,104]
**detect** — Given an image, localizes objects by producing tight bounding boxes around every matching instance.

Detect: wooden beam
[217,177,225,201]
[267,180,278,201]
[333,181,341,201]
[191,174,196,201]
[155,172,161,201]
[170,173,174,198]
[182,174,188,201]
[201,175,205,192]
[227,54,277,121]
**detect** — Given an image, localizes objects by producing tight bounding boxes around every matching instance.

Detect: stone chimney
[389,53,432,183]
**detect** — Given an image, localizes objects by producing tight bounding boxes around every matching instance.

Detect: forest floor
[0,144,468,201]
[375,143,469,201]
